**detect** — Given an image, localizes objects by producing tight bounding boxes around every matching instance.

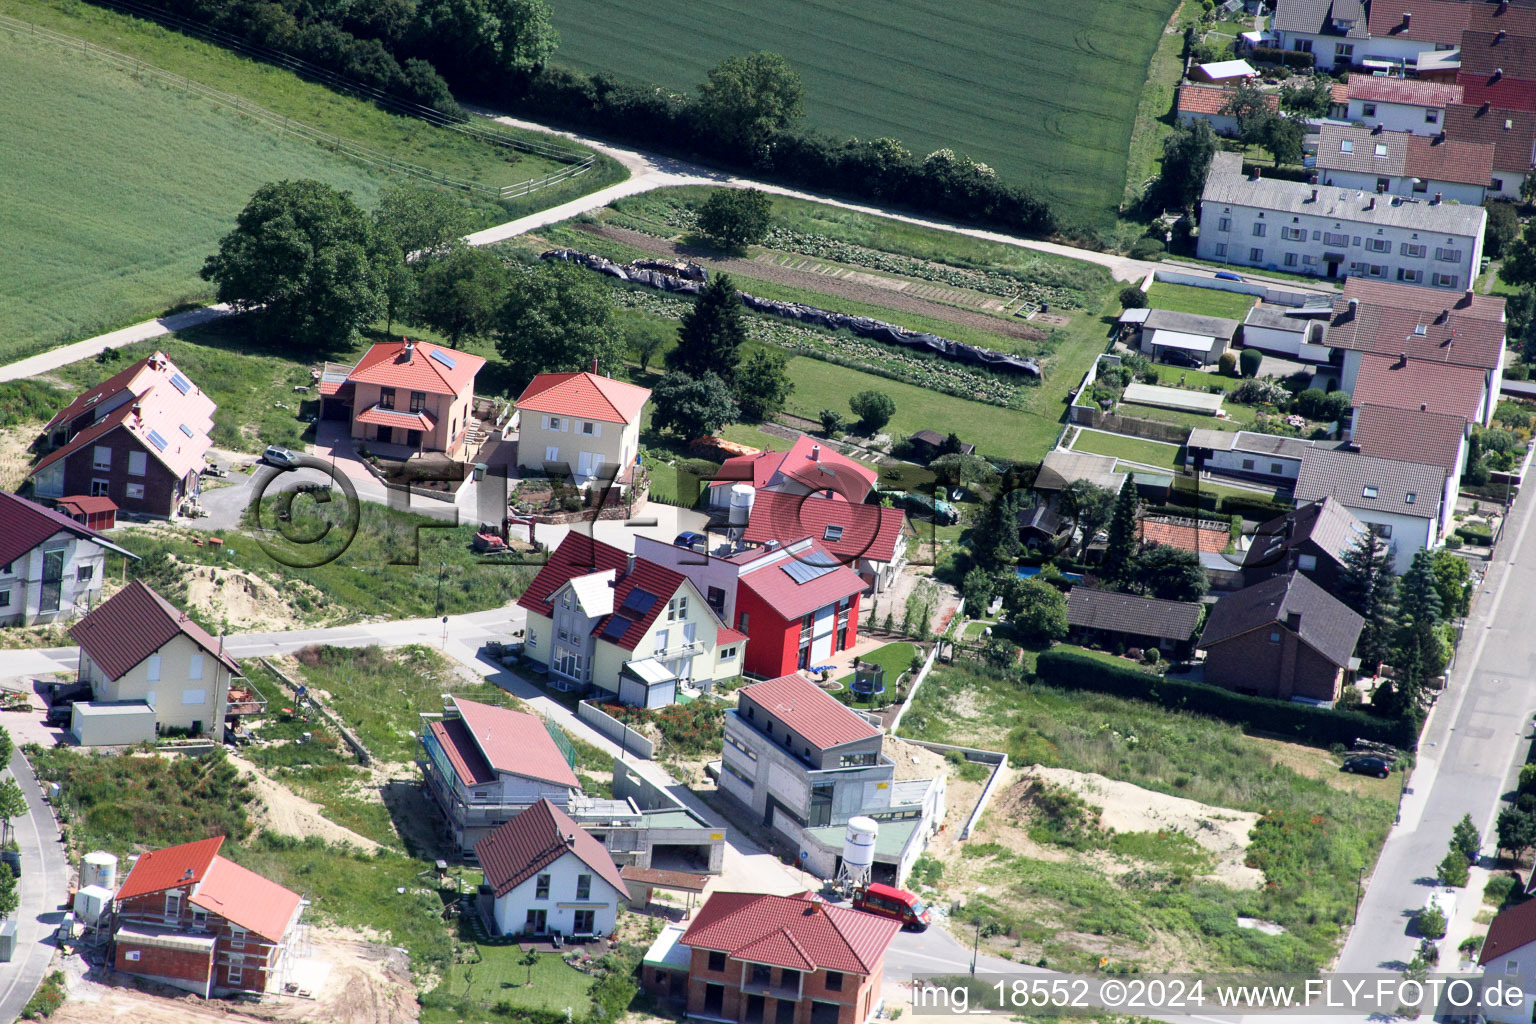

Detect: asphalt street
[0,747,70,1024]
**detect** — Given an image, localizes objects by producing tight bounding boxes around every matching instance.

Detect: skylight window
[823,524,844,542]
[1405,492,1416,504]
[169,373,192,394]
[1374,143,1388,157]
[179,424,194,437]
[1340,140,1354,153]
[429,349,457,370]
[146,430,168,452]
[1362,485,1379,499]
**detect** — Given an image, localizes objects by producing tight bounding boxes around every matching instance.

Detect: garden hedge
[1218,494,1294,519]
[1251,46,1318,69]
[1034,649,1419,750]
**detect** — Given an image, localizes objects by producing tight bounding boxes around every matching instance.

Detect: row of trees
[1334,532,1470,718]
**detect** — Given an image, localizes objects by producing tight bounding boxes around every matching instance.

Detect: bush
[1238,348,1264,378]
[1417,905,1447,940]
[1128,237,1166,260]
[849,390,896,432]
[1456,523,1494,545]
[1033,650,1420,749]
[1218,494,1294,519]
[1218,351,1238,376]
[819,409,846,435]
[1438,850,1470,887]
[1251,45,1318,69]
[1485,873,1520,908]
[1119,286,1148,309]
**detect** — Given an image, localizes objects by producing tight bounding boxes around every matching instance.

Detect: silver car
[263,445,299,469]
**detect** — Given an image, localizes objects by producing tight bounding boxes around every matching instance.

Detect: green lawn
[1145,282,1257,320]
[838,641,919,687]
[901,662,1395,972]
[434,949,595,1018]
[1070,428,1185,470]
[548,1,1180,231]
[0,0,622,364]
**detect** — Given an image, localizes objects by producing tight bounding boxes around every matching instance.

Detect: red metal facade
[734,586,860,679]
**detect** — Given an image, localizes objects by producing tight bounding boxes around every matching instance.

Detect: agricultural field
[545,0,1181,230]
[0,0,622,365]
[901,663,1397,972]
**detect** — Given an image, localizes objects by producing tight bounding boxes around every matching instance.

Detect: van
[853,882,931,931]
[263,446,298,469]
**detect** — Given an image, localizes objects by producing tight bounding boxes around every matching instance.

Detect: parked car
[1215,271,1243,281]
[852,882,931,931]
[263,445,299,469]
[45,682,92,727]
[1158,349,1203,368]
[1342,754,1391,778]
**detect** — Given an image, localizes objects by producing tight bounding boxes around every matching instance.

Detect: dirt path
[579,223,1049,345]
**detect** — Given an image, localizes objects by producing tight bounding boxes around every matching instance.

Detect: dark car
[1342,754,1391,778]
[1215,271,1243,281]
[45,683,92,727]
[1158,349,1203,368]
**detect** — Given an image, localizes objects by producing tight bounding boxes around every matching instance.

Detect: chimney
[1347,297,1359,318]
[1250,166,1262,180]
[1398,350,1408,366]
[1481,100,1492,114]
[1402,10,1411,27]
[565,833,576,847]
[1500,0,1509,13]
[1463,288,1475,306]
[1373,122,1384,134]
[1495,68,1505,82]
[591,356,599,375]
[1310,187,1318,201]
[1285,611,1302,632]
[811,444,820,461]
[1367,196,1376,209]
[1498,29,1508,42]
[1421,402,1428,411]
[1437,307,1450,323]
[625,552,636,577]
[131,401,142,420]
[1432,191,1442,204]
[402,338,414,361]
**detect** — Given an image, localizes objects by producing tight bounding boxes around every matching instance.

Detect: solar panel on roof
[146,430,168,452]
[618,589,657,618]
[600,617,631,641]
[782,560,836,585]
[429,349,457,370]
[169,373,192,394]
[179,424,194,437]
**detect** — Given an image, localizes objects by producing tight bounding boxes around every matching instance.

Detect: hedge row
[1034,649,1420,750]
[1250,46,1318,69]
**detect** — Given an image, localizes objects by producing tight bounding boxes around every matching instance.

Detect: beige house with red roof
[1176,83,1278,137]
[31,351,215,518]
[69,579,240,744]
[720,674,943,886]
[642,890,900,1024]
[339,338,485,456]
[1345,74,1462,134]
[475,798,629,939]
[514,370,651,486]
[518,535,746,706]
[112,836,305,998]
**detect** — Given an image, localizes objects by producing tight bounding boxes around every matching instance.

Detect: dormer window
[824,524,844,542]
[1406,492,1417,504]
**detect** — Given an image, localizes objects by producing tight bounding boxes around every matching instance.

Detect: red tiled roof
[1467,0,1536,37]
[0,490,117,568]
[1328,297,1505,371]
[1461,29,1536,82]
[1341,278,1506,322]
[353,405,436,431]
[116,836,225,901]
[1177,83,1277,117]
[43,353,169,433]
[737,542,868,620]
[346,339,484,396]
[451,698,579,789]
[713,436,878,503]
[1331,81,1349,105]
[191,855,302,942]
[1137,516,1231,554]
[427,716,497,787]
[475,799,627,899]
[32,355,216,481]
[1346,73,1462,108]
[681,891,900,975]
[55,495,118,516]
[515,371,650,424]
[739,674,879,750]
[1349,353,1487,420]
[1404,132,1496,185]
[1366,0,1472,45]
[742,491,908,565]
[70,579,240,681]
[1481,897,1536,965]
[1349,403,1468,476]
[515,534,689,651]
[1443,102,1536,170]
[1458,73,1536,113]
[716,626,748,645]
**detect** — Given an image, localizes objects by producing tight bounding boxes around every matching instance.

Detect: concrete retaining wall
[577,700,656,759]
[1154,269,1319,307]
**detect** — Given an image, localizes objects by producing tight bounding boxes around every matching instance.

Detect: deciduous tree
[1452,813,1482,861]
[0,778,22,846]
[733,349,793,421]
[697,188,774,249]
[650,372,737,439]
[696,52,805,153]
[374,184,474,256]
[1158,121,1218,209]
[1061,480,1116,558]
[413,245,509,345]
[849,390,895,432]
[1004,576,1069,644]
[1132,543,1209,602]
[201,180,390,350]
[496,260,622,383]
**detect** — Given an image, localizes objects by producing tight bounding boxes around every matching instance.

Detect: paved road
[0,748,70,1024]
[1335,484,1536,977]
[0,304,235,384]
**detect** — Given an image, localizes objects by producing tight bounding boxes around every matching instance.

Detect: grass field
[0,0,622,364]
[1070,428,1185,470]
[433,948,594,1019]
[1145,281,1258,320]
[545,0,1181,230]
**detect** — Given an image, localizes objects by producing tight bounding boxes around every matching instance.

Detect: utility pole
[1353,865,1364,924]
[435,560,447,616]
[971,916,981,975]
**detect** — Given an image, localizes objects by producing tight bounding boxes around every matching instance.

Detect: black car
[1158,349,1203,368]
[1342,754,1391,778]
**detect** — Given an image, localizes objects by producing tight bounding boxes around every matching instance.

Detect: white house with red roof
[514,370,651,486]
[720,674,944,887]
[31,351,215,518]
[338,338,485,456]
[475,798,629,939]
[112,836,305,998]
[419,695,582,853]
[710,436,877,505]
[0,490,135,626]
[517,534,746,705]
[68,579,241,744]
[640,890,900,1024]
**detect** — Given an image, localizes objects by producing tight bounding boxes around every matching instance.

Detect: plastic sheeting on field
[542,248,1042,379]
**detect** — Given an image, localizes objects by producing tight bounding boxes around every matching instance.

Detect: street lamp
[1353,865,1364,924]
[971,916,982,975]
[435,560,447,616]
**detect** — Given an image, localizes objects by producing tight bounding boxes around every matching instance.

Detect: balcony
[224,687,267,717]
